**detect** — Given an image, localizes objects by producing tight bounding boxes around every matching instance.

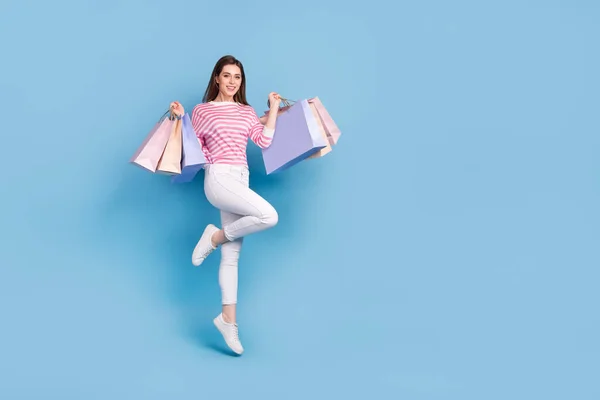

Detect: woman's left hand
[268,92,281,110]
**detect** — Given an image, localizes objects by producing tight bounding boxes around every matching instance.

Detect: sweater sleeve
[191,105,213,163]
[248,107,275,149]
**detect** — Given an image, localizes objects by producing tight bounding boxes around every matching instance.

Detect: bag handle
[155,109,182,122]
[267,96,295,109]
[157,102,184,122]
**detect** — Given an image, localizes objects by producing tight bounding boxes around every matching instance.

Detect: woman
[170,55,281,355]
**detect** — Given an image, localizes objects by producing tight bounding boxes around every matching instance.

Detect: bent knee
[261,207,278,228]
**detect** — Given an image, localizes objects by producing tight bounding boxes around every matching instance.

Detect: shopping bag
[261,99,328,174]
[171,113,208,183]
[306,101,333,159]
[129,110,177,172]
[264,96,341,161]
[308,97,341,145]
[156,117,183,175]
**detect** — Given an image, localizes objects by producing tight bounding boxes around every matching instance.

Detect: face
[215,64,242,98]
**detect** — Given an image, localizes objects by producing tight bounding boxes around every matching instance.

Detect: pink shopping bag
[308,97,341,146]
[130,110,177,172]
[306,101,333,159]
[156,117,183,175]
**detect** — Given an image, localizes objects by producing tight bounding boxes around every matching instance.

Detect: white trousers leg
[204,164,278,305]
[218,209,243,305]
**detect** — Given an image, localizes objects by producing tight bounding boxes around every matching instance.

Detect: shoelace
[200,246,214,259]
[231,324,240,343]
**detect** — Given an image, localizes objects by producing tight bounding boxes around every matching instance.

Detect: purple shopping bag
[171,113,207,183]
[130,110,176,172]
[261,99,328,174]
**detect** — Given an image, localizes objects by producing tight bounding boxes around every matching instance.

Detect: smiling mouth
[226,86,236,91]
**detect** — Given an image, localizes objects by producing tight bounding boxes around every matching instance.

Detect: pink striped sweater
[191,101,274,166]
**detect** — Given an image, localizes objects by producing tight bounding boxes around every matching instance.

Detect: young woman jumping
[171,55,281,355]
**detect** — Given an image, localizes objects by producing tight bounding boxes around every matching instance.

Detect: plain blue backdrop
[1,0,599,398]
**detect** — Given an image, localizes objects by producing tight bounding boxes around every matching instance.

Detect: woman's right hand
[170,101,185,116]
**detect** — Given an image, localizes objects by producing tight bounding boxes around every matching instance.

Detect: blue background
[1,0,599,398]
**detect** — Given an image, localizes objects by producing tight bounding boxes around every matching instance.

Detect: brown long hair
[202,55,249,105]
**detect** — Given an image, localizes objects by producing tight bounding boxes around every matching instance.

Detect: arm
[248,108,276,149]
[248,92,282,149]
[264,103,278,131]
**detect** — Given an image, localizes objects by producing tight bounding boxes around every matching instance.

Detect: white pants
[204,164,278,305]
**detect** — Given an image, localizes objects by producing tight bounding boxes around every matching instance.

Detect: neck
[214,93,235,102]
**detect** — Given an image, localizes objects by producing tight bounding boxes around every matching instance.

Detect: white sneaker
[192,224,219,266]
[213,313,244,355]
